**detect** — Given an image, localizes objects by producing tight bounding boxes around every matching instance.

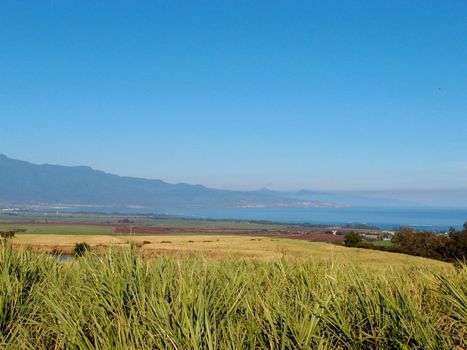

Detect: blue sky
[1,1,466,191]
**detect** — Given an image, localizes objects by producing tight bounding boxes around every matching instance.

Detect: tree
[463,221,467,233]
[74,242,90,256]
[344,231,362,247]
[448,227,457,236]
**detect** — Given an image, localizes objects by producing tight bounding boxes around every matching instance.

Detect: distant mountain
[2,154,463,210]
[257,189,420,207]
[351,190,467,208]
[0,154,333,209]
[254,188,467,208]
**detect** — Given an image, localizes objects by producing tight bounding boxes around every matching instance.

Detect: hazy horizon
[1,1,466,192]
[2,153,467,196]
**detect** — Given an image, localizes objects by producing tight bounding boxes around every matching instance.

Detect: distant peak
[255,188,275,193]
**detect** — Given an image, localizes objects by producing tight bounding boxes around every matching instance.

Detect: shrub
[73,242,90,256]
[344,231,362,247]
[118,218,134,223]
[0,229,26,239]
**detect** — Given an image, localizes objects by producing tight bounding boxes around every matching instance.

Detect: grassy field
[1,224,115,235]
[0,215,286,238]
[0,243,465,349]
[0,212,284,230]
[10,233,452,269]
[2,218,465,348]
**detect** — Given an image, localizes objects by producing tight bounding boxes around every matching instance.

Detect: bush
[73,242,90,256]
[118,218,134,223]
[391,228,467,262]
[0,229,26,239]
[344,231,362,247]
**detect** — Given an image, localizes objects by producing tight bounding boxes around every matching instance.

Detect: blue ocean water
[67,207,467,231]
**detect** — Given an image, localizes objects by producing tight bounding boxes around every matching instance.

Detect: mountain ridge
[0,154,334,209]
[2,154,464,209]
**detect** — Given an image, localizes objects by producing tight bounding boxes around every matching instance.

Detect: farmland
[0,211,379,240]
[1,212,466,349]
[9,233,449,267]
[0,212,351,252]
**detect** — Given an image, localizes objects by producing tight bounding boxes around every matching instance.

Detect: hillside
[0,154,329,209]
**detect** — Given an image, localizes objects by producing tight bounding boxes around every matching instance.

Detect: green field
[0,243,465,349]
[0,212,284,230]
[1,215,465,348]
[1,224,114,235]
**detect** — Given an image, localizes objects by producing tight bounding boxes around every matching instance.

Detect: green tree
[344,231,362,247]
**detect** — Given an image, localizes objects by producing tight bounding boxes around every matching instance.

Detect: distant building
[381,230,396,236]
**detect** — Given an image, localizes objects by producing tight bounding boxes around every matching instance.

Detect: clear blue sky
[1,1,466,191]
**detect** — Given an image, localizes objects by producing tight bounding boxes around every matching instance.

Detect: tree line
[344,222,467,263]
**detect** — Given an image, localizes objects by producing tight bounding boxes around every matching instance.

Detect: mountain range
[1,154,465,210]
[0,154,333,209]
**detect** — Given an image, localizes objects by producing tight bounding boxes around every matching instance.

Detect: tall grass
[0,243,465,349]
